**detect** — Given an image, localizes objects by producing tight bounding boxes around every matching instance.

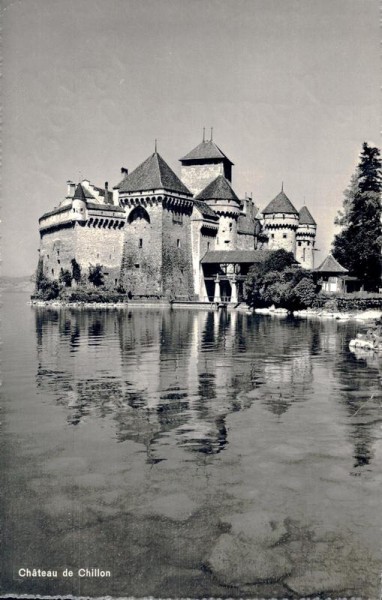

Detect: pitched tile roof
[195,175,239,203]
[201,250,272,264]
[262,190,298,215]
[180,140,233,164]
[193,200,219,220]
[119,152,192,195]
[73,183,95,201]
[315,254,348,273]
[299,205,316,226]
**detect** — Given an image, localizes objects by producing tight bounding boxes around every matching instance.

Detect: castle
[37,136,317,302]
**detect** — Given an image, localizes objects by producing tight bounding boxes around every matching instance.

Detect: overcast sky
[2,0,380,276]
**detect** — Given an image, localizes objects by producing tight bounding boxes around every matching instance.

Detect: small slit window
[177,239,180,248]
[139,238,143,248]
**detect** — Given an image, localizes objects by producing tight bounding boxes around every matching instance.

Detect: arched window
[127,205,151,225]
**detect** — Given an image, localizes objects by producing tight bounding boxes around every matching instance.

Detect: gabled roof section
[193,200,219,220]
[262,190,298,215]
[315,254,348,273]
[195,175,239,203]
[119,152,192,195]
[180,140,234,165]
[299,205,316,226]
[73,183,95,201]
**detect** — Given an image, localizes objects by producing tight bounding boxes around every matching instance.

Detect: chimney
[66,180,75,198]
[121,167,128,177]
[104,181,109,204]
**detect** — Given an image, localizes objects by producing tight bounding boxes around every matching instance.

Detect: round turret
[262,188,299,255]
[195,175,240,249]
[296,206,317,269]
[72,184,88,222]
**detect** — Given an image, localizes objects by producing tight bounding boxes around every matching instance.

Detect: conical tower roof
[315,254,348,273]
[299,205,316,226]
[263,189,298,215]
[180,140,233,165]
[73,183,95,200]
[119,152,191,195]
[195,175,239,203]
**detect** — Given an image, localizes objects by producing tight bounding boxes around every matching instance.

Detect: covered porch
[200,249,270,303]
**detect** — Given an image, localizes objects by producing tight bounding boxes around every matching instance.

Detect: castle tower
[262,186,299,255]
[72,183,90,222]
[118,150,195,298]
[179,135,234,196]
[296,206,317,269]
[195,175,240,250]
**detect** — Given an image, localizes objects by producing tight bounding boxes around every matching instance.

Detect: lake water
[1,292,382,598]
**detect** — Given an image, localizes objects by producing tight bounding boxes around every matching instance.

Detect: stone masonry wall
[236,232,256,250]
[191,216,217,299]
[181,163,224,196]
[39,222,125,288]
[121,204,163,295]
[162,205,194,298]
[75,223,124,287]
[265,226,297,255]
[39,225,77,280]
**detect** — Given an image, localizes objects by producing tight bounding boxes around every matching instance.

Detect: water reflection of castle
[34,308,380,468]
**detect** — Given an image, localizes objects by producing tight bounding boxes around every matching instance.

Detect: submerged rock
[206,533,292,585]
[222,510,288,547]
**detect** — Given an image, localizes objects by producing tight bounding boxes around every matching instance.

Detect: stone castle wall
[181,163,224,196]
[161,204,194,298]
[40,222,124,287]
[121,204,163,295]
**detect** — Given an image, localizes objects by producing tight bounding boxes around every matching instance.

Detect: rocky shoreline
[254,304,382,321]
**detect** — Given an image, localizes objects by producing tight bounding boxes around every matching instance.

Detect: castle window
[207,242,210,251]
[283,233,287,239]
[47,254,49,259]
[51,268,54,275]
[57,259,60,264]
[172,212,183,224]
[229,222,233,231]
[282,214,285,219]
[298,241,302,246]
[271,234,274,239]
[135,264,140,269]
[57,249,60,256]
[307,241,310,246]
[139,238,143,248]
[97,253,100,259]
[177,239,181,248]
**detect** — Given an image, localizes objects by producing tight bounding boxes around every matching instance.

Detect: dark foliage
[59,268,72,287]
[244,249,317,310]
[332,143,382,290]
[71,258,82,283]
[88,264,104,287]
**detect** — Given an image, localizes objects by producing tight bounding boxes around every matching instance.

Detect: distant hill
[0,275,34,293]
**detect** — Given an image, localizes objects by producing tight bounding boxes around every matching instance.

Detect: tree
[332,143,382,290]
[244,249,316,309]
[59,268,72,287]
[334,170,359,227]
[88,264,104,287]
[71,258,82,283]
